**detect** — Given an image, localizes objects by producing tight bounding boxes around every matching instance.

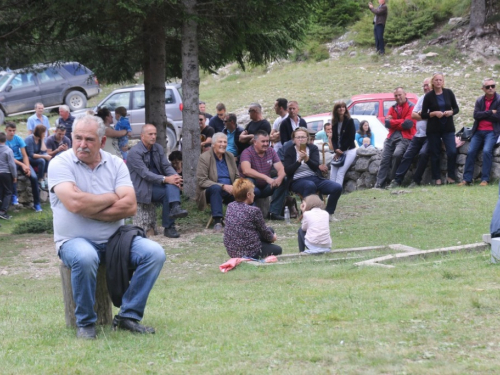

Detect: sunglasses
[198,118,205,122]
[484,85,496,90]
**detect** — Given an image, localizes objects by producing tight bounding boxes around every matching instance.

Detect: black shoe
[164,226,180,238]
[388,180,400,189]
[76,324,96,339]
[0,212,12,220]
[113,315,155,334]
[169,205,188,219]
[268,212,284,221]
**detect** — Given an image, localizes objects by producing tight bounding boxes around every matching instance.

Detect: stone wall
[342,141,500,192]
[14,175,49,208]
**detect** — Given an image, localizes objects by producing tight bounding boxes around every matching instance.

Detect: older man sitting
[196,132,239,233]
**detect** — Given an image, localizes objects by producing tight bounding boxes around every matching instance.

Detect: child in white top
[298,194,332,254]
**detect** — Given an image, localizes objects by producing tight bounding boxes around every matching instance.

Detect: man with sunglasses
[199,112,215,150]
[208,102,226,133]
[459,79,500,186]
[238,103,271,152]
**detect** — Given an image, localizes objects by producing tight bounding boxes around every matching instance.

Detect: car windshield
[0,73,13,91]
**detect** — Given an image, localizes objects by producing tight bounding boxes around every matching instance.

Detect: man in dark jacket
[459,79,500,186]
[127,124,188,238]
[279,101,307,145]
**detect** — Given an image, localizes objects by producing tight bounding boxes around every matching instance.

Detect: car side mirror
[5,85,12,92]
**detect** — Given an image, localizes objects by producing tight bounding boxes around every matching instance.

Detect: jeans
[205,184,234,218]
[151,183,181,228]
[14,164,40,205]
[376,135,410,186]
[394,137,429,184]
[29,158,48,181]
[0,173,13,213]
[290,176,342,215]
[298,227,306,252]
[248,177,288,216]
[58,236,166,327]
[463,130,496,182]
[427,132,457,180]
[374,24,385,54]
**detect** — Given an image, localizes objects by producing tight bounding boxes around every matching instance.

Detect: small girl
[298,194,332,254]
[114,106,132,160]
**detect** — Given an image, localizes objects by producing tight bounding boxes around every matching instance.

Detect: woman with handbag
[329,101,357,187]
[421,72,460,185]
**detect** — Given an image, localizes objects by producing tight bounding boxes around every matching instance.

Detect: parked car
[303,113,388,149]
[0,62,100,124]
[75,83,183,151]
[346,92,418,123]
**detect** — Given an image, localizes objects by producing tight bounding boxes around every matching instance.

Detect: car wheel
[65,91,87,111]
[166,127,178,152]
[0,110,4,125]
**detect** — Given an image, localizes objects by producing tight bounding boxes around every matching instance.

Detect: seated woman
[355,120,375,147]
[284,128,342,220]
[24,124,51,190]
[223,178,282,259]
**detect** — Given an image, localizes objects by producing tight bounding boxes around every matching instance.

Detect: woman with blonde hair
[298,194,332,254]
[223,178,282,259]
[421,72,459,185]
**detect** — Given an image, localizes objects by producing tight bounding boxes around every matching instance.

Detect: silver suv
[81,83,183,151]
[0,62,100,124]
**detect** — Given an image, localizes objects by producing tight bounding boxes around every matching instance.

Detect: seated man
[239,130,287,220]
[127,124,188,238]
[222,113,244,160]
[48,115,166,339]
[196,132,239,232]
[45,124,71,158]
[199,112,215,151]
[4,122,42,211]
[315,122,332,144]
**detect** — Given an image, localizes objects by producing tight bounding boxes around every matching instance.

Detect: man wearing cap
[46,124,72,157]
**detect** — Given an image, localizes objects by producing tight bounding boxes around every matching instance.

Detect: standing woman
[421,73,459,185]
[328,101,356,187]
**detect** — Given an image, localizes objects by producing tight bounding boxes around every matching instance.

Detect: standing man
[27,102,49,137]
[238,103,272,151]
[374,87,415,188]
[127,124,188,238]
[48,115,166,339]
[199,113,215,151]
[270,98,288,153]
[459,79,500,186]
[239,130,287,220]
[4,122,42,211]
[57,105,75,142]
[222,113,244,159]
[208,103,226,133]
[389,78,431,188]
[368,0,388,55]
[279,101,307,145]
[45,124,71,158]
[199,101,212,124]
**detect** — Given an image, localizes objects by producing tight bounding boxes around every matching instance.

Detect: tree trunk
[181,0,201,199]
[470,0,486,33]
[133,203,158,237]
[145,13,167,151]
[143,20,152,127]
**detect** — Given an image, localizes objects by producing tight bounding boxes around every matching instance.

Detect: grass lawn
[1,184,499,374]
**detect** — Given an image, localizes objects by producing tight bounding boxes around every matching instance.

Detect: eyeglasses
[295,136,308,140]
[484,85,496,90]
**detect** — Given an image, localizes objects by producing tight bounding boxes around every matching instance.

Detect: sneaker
[164,226,180,238]
[408,181,420,188]
[388,180,400,189]
[373,183,383,189]
[0,212,12,220]
[213,223,223,233]
[39,181,48,192]
[76,324,97,339]
[480,181,489,186]
[112,315,155,334]
[34,204,43,212]
[329,214,339,222]
[11,195,19,205]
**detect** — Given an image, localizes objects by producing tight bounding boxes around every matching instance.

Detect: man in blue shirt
[56,105,75,142]
[222,113,243,161]
[315,122,332,144]
[27,102,49,137]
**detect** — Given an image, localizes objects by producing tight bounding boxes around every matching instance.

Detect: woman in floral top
[223,178,282,258]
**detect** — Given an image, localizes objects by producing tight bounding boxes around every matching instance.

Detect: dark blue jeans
[14,164,40,205]
[151,183,181,228]
[394,136,429,184]
[205,184,234,218]
[0,173,13,213]
[374,24,385,54]
[463,130,496,183]
[29,158,48,181]
[427,132,457,180]
[290,176,342,215]
[248,177,288,216]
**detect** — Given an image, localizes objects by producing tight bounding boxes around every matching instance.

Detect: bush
[291,41,330,62]
[12,215,53,234]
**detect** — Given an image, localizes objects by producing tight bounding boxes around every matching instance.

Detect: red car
[346,92,419,123]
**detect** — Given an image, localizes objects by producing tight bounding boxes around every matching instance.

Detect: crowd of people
[0,74,499,339]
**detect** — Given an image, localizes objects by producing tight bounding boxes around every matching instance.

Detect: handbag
[456,126,473,141]
[331,153,346,167]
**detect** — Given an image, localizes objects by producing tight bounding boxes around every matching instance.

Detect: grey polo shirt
[48,149,133,251]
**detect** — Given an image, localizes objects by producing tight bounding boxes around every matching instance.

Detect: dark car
[0,62,101,124]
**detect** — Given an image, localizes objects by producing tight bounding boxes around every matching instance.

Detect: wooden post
[133,203,158,237]
[60,263,113,328]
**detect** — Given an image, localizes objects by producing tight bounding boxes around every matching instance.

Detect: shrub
[291,41,330,62]
[12,215,53,234]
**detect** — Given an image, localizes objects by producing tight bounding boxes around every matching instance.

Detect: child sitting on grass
[114,106,132,160]
[0,131,17,220]
[298,194,332,254]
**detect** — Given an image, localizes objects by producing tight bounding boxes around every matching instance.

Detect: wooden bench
[60,263,113,328]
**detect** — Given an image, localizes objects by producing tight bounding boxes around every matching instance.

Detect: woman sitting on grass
[223,178,282,259]
[355,120,375,147]
[298,194,332,254]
